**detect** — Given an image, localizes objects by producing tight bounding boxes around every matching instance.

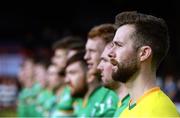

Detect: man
[50,36,85,117]
[17,56,36,117]
[30,57,50,116]
[81,23,119,117]
[52,36,84,70]
[97,43,130,117]
[35,64,57,117]
[65,52,88,116]
[108,11,180,117]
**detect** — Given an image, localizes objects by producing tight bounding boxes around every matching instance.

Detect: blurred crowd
[157,75,180,103]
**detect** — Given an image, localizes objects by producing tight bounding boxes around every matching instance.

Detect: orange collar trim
[137,87,160,104]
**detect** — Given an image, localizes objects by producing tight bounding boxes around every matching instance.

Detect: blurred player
[80,23,118,117]
[65,52,88,116]
[50,36,85,117]
[97,43,130,117]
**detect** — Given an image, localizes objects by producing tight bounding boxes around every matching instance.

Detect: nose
[97,62,103,72]
[65,76,70,84]
[84,51,90,60]
[108,47,116,59]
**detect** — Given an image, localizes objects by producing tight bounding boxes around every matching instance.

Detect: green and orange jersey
[35,89,54,117]
[73,98,83,116]
[113,94,130,117]
[50,86,75,117]
[77,86,118,117]
[17,88,30,117]
[27,83,43,116]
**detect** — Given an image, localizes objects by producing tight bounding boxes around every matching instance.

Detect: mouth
[69,82,73,89]
[87,63,93,69]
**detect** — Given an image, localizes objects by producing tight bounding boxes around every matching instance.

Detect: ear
[138,46,152,62]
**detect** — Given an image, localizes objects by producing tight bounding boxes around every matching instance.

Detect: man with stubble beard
[108,11,179,117]
[97,42,130,117]
[65,52,88,116]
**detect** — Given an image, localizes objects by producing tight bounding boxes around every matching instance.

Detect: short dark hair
[115,11,170,67]
[34,55,50,69]
[52,36,83,50]
[88,23,117,44]
[67,40,85,51]
[66,51,87,70]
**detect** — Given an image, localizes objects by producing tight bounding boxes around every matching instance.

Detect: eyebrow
[86,48,96,52]
[100,56,108,61]
[114,41,124,46]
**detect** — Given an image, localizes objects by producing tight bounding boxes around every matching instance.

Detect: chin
[71,91,76,96]
[87,77,95,84]
[88,69,96,75]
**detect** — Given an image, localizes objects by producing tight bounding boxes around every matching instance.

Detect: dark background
[0,0,179,76]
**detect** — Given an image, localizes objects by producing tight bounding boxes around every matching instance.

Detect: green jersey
[77,86,118,117]
[73,98,83,116]
[113,94,130,117]
[42,94,56,116]
[50,86,75,117]
[27,83,43,116]
[35,89,54,117]
[17,88,30,117]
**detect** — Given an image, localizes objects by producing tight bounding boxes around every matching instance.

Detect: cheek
[93,53,100,63]
[105,65,113,76]
[58,58,66,63]
[107,65,113,73]
[117,48,136,61]
[70,76,77,87]
[51,78,57,84]
[75,74,84,86]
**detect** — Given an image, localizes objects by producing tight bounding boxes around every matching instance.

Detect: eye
[114,41,122,47]
[101,57,108,62]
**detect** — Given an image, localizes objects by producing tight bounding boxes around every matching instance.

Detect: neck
[116,83,129,100]
[126,66,157,103]
[47,86,53,91]
[105,81,120,91]
[85,76,101,99]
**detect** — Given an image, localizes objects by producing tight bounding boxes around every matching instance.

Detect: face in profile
[53,49,67,70]
[108,25,140,83]
[47,65,62,89]
[34,64,47,87]
[97,43,114,84]
[22,59,35,87]
[84,37,106,83]
[23,59,35,79]
[65,61,87,97]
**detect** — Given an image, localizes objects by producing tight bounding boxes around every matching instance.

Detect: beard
[71,84,88,98]
[111,56,139,83]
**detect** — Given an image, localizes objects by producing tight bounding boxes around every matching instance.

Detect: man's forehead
[55,49,67,55]
[66,62,81,71]
[86,38,106,51]
[101,48,109,59]
[113,24,135,42]
[86,37,105,45]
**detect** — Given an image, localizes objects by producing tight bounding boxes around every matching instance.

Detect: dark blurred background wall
[0,0,179,74]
